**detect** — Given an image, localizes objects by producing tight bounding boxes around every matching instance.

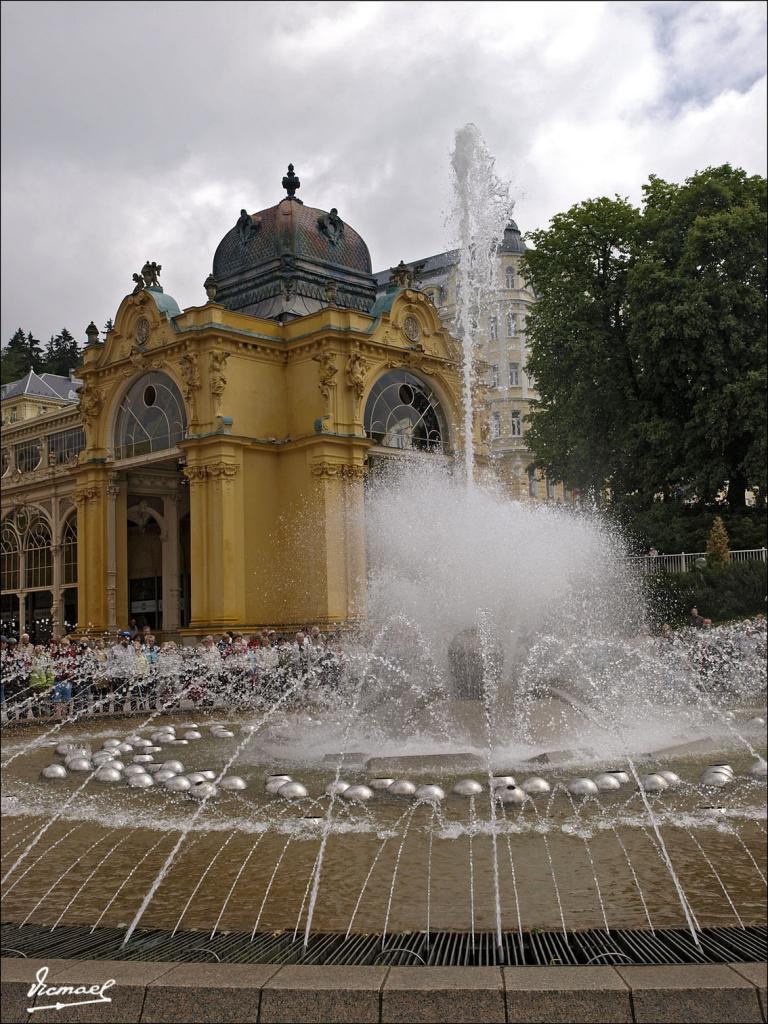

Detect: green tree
[1,328,29,383]
[41,328,80,376]
[706,515,730,569]
[522,165,767,509]
[630,165,767,508]
[522,196,642,496]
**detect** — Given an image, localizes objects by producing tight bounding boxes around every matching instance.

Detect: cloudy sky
[1,0,765,347]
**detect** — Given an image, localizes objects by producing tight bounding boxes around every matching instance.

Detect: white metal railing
[627,548,767,575]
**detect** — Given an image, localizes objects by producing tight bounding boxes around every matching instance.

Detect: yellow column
[205,459,246,626]
[307,457,368,625]
[74,474,109,632]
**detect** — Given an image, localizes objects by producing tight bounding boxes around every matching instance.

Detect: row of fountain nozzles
[265,771,656,804]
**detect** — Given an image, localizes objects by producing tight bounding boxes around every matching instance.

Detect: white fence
[627,548,767,575]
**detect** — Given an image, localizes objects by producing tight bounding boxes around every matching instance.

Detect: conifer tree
[706,516,731,569]
[42,328,79,376]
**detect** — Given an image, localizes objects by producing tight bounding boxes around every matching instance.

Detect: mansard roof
[0,369,82,403]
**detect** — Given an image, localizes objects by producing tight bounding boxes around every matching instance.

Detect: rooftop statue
[237,209,257,245]
[204,274,218,301]
[318,207,344,246]
[390,260,414,288]
[141,261,162,288]
[131,272,145,295]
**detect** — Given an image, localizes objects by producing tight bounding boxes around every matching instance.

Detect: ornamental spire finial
[282,163,301,200]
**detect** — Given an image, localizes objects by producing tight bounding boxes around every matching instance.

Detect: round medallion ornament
[135,317,150,345]
[403,316,421,343]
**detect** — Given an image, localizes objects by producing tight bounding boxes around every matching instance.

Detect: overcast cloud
[1,0,765,347]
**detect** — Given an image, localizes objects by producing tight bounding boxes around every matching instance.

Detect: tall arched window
[364,370,448,453]
[506,266,515,290]
[1,519,20,591]
[114,372,187,460]
[62,515,77,585]
[24,516,52,588]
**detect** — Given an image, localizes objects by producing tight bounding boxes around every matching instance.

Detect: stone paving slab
[2,957,767,1023]
[0,958,72,1024]
[729,964,768,1023]
[141,962,282,1023]
[503,965,632,1022]
[616,964,763,1023]
[29,959,177,1023]
[382,966,505,1023]
[260,965,388,1023]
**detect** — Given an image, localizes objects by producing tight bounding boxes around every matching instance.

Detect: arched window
[364,370,448,453]
[62,515,77,585]
[506,266,515,290]
[114,372,187,460]
[507,309,517,337]
[1,448,9,476]
[24,515,52,588]
[1,519,20,591]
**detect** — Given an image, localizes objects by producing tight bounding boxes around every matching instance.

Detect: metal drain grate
[1,923,765,967]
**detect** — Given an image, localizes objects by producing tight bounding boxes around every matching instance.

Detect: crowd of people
[0,626,346,721]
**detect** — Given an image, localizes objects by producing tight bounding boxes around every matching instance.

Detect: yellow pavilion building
[1,167,467,640]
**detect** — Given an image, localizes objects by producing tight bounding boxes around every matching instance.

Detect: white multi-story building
[375,222,568,501]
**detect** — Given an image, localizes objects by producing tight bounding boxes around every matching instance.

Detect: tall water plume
[449,124,516,486]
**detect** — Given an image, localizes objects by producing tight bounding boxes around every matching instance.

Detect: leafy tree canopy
[522,165,767,509]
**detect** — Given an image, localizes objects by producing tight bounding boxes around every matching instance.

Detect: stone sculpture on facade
[312,350,338,400]
[209,351,230,414]
[345,351,367,402]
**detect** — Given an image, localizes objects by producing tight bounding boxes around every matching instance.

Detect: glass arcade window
[364,370,448,453]
[49,427,85,465]
[1,519,20,591]
[114,372,187,461]
[24,516,52,588]
[62,515,77,585]
[15,438,41,473]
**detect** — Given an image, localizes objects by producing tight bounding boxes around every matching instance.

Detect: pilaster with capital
[162,492,181,632]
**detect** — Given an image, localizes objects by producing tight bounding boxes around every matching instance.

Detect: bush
[643,559,767,628]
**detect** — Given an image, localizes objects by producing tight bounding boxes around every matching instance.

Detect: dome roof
[499,220,526,254]
[211,167,377,321]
